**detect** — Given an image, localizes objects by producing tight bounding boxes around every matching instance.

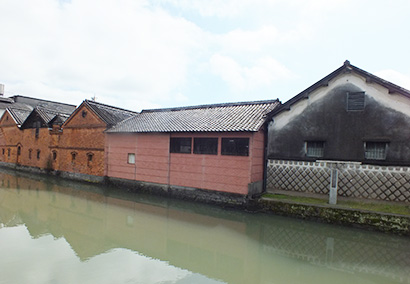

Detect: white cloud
[210,54,292,92]
[0,0,203,110]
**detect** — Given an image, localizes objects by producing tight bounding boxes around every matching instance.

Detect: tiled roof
[11,95,76,114]
[107,100,280,133]
[84,100,137,127]
[35,107,71,124]
[6,103,34,125]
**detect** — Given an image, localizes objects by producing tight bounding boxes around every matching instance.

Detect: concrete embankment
[255,197,410,236]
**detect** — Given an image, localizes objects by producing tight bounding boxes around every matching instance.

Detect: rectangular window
[170,138,192,154]
[128,153,135,164]
[306,141,324,158]
[221,138,249,156]
[193,138,218,155]
[365,142,387,160]
[347,91,365,111]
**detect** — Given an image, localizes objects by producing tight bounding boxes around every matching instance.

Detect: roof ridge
[268,60,410,118]
[141,99,280,113]
[11,95,77,107]
[85,99,138,114]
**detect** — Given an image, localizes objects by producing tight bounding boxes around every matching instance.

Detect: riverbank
[0,163,409,236]
[257,193,410,236]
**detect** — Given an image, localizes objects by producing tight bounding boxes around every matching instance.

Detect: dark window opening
[306,141,325,158]
[2,149,4,155]
[37,150,40,160]
[71,152,77,162]
[17,146,21,156]
[7,149,10,157]
[170,138,192,154]
[82,110,87,118]
[194,138,218,155]
[365,142,387,160]
[29,149,32,160]
[221,138,249,156]
[52,151,57,161]
[87,153,93,162]
[347,92,365,111]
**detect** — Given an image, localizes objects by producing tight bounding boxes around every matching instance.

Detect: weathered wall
[268,73,410,165]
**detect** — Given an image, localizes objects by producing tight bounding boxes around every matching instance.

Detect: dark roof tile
[85,100,137,127]
[108,100,280,133]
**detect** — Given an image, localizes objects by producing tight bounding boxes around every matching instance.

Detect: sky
[1,0,410,111]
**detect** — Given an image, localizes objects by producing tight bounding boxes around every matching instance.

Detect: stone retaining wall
[267,159,410,202]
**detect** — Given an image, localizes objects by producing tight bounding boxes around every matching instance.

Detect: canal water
[0,169,409,284]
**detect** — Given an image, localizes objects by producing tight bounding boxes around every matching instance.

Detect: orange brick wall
[54,104,106,176]
[0,105,107,176]
[106,131,264,195]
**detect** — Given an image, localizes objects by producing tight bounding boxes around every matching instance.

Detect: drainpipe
[262,121,270,194]
[167,133,171,190]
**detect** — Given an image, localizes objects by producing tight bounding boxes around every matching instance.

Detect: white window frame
[127,153,135,164]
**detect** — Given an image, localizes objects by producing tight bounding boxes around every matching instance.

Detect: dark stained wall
[268,83,410,165]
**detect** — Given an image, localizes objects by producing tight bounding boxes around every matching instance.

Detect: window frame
[305,141,325,158]
[193,138,218,155]
[128,153,136,164]
[346,91,365,111]
[364,141,388,160]
[221,138,249,156]
[170,137,192,154]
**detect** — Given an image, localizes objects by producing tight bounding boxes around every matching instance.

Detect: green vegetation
[262,193,410,216]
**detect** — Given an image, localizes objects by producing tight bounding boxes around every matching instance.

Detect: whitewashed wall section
[266,160,410,202]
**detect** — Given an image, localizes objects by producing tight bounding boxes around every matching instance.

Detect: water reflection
[0,169,409,284]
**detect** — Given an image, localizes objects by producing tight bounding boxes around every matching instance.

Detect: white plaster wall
[271,72,410,131]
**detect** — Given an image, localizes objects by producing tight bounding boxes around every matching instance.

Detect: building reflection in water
[0,169,409,284]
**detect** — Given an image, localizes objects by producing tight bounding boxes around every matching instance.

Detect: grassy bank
[262,193,410,216]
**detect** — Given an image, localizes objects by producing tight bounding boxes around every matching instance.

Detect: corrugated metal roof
[85,100,137,127]
[107,100,280,133]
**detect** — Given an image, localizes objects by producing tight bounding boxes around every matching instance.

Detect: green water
[0,169,409,284]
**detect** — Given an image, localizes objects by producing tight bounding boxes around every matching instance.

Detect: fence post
[329,166,338,205]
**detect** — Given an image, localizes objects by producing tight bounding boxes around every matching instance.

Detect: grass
[262,193,410,216]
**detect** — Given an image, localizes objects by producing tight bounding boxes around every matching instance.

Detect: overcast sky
[1,0,409,111]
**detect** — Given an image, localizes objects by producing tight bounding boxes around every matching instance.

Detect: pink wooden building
[105,100,279,200]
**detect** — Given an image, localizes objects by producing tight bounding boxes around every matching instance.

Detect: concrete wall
[106,131,264,195]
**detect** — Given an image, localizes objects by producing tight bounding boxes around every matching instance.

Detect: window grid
[306,141,324,158]
[365,142,387,160]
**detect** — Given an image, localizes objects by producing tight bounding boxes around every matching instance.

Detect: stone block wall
[266,159,410,202]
